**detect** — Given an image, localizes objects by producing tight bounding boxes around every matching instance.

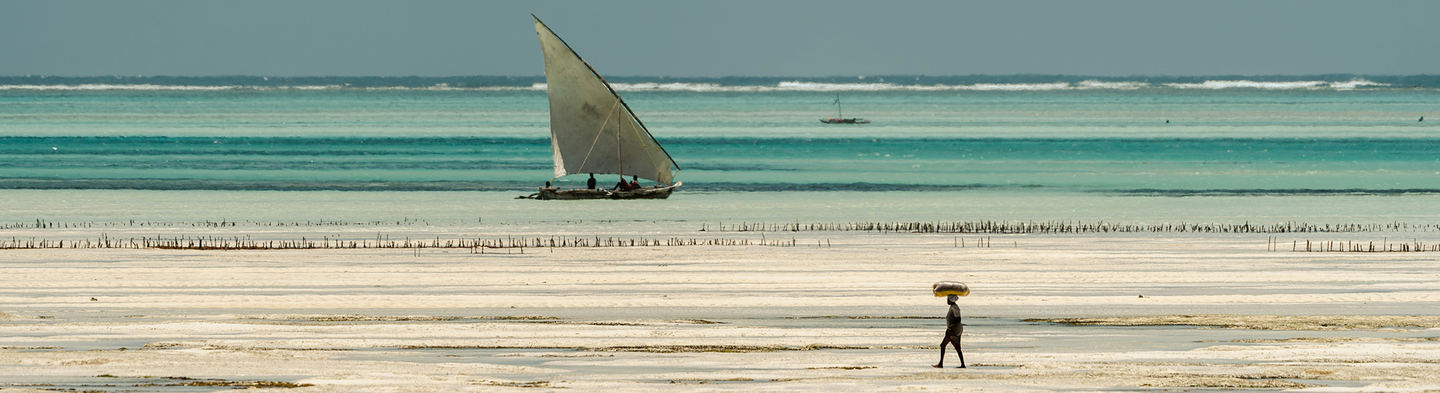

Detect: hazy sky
[2,0,1437,77]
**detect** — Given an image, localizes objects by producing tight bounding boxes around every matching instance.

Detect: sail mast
[616,104,623,178]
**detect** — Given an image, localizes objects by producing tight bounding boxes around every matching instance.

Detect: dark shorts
[944,330,962,339]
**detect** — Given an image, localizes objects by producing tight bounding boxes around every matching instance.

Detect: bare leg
[949,334,966,368]
[933,336,951,368]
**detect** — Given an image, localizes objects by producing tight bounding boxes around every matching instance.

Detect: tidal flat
[3,230,1438,392]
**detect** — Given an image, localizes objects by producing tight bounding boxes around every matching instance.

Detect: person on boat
[614,177,630,191]
[544,181,555,190]
[933,294,966,368]
[586,174,597,190]
[628,175,640,190]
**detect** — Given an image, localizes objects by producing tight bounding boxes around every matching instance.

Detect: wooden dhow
[526,15,681,200]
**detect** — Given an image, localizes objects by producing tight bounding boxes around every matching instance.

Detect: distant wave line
[0,83,535,92]
[9,135,1440,144]
[1,78,1397,92]
[515,79,1391,91]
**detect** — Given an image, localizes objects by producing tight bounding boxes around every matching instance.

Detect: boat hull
[537,188,609,200]
[820,118,870,124]
[537,182,681,200]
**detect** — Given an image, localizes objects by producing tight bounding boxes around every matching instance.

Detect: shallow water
[3,84,1439,236]
[4,80,1439,391]
[3,85,1439,206]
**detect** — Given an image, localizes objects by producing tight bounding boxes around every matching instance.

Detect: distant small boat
[526,15,681,200]
[820,93,870,124]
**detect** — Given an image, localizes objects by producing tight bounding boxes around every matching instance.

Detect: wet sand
[3,233,1439,391]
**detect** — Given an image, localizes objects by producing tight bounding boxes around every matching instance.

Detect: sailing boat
[820,93,870,124]
[529,15,681,200]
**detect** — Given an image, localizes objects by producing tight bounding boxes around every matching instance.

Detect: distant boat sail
[529,15,681,200]
[821,93,870,124]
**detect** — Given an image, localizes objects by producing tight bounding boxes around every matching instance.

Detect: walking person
[933,294,965,368]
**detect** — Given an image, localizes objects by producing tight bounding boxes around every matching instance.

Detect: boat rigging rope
[576,97,623,175]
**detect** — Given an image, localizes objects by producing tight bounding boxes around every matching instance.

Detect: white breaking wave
[954,82,1072,91]
[540,81,1085,92]
[364,84,535,91]
[546,80,1390,92]
[0,84,356,91]
[1073,80,1147,90]
[0,84,239,91]
[1329,79,1389,90]
[774,81,914,91]
[767,81,1076,91]
[1163,79,1388,90]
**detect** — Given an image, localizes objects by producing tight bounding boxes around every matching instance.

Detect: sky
[1,0,1437,77]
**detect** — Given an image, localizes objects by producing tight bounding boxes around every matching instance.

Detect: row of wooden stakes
[702,221,1440,234]
[1271,236,1440,252]
[0,235,810,250]
[1,218,434,230]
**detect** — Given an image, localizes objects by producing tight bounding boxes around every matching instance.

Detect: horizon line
[4,73,1439,79]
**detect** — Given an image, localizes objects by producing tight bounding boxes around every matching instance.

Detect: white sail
[534,16,678,184]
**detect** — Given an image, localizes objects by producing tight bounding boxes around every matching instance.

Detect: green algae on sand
[1028,315,1440,330]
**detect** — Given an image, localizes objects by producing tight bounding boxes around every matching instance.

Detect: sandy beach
[4,229,1438,392]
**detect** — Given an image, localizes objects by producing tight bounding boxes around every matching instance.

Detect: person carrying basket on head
[932,281,968,368]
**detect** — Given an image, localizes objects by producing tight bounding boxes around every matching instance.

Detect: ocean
[2,75,1438,229]
[7,76,1440,392]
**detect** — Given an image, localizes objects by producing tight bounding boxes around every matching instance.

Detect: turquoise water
[2,78,1439,225]
[4,136,1439,192]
